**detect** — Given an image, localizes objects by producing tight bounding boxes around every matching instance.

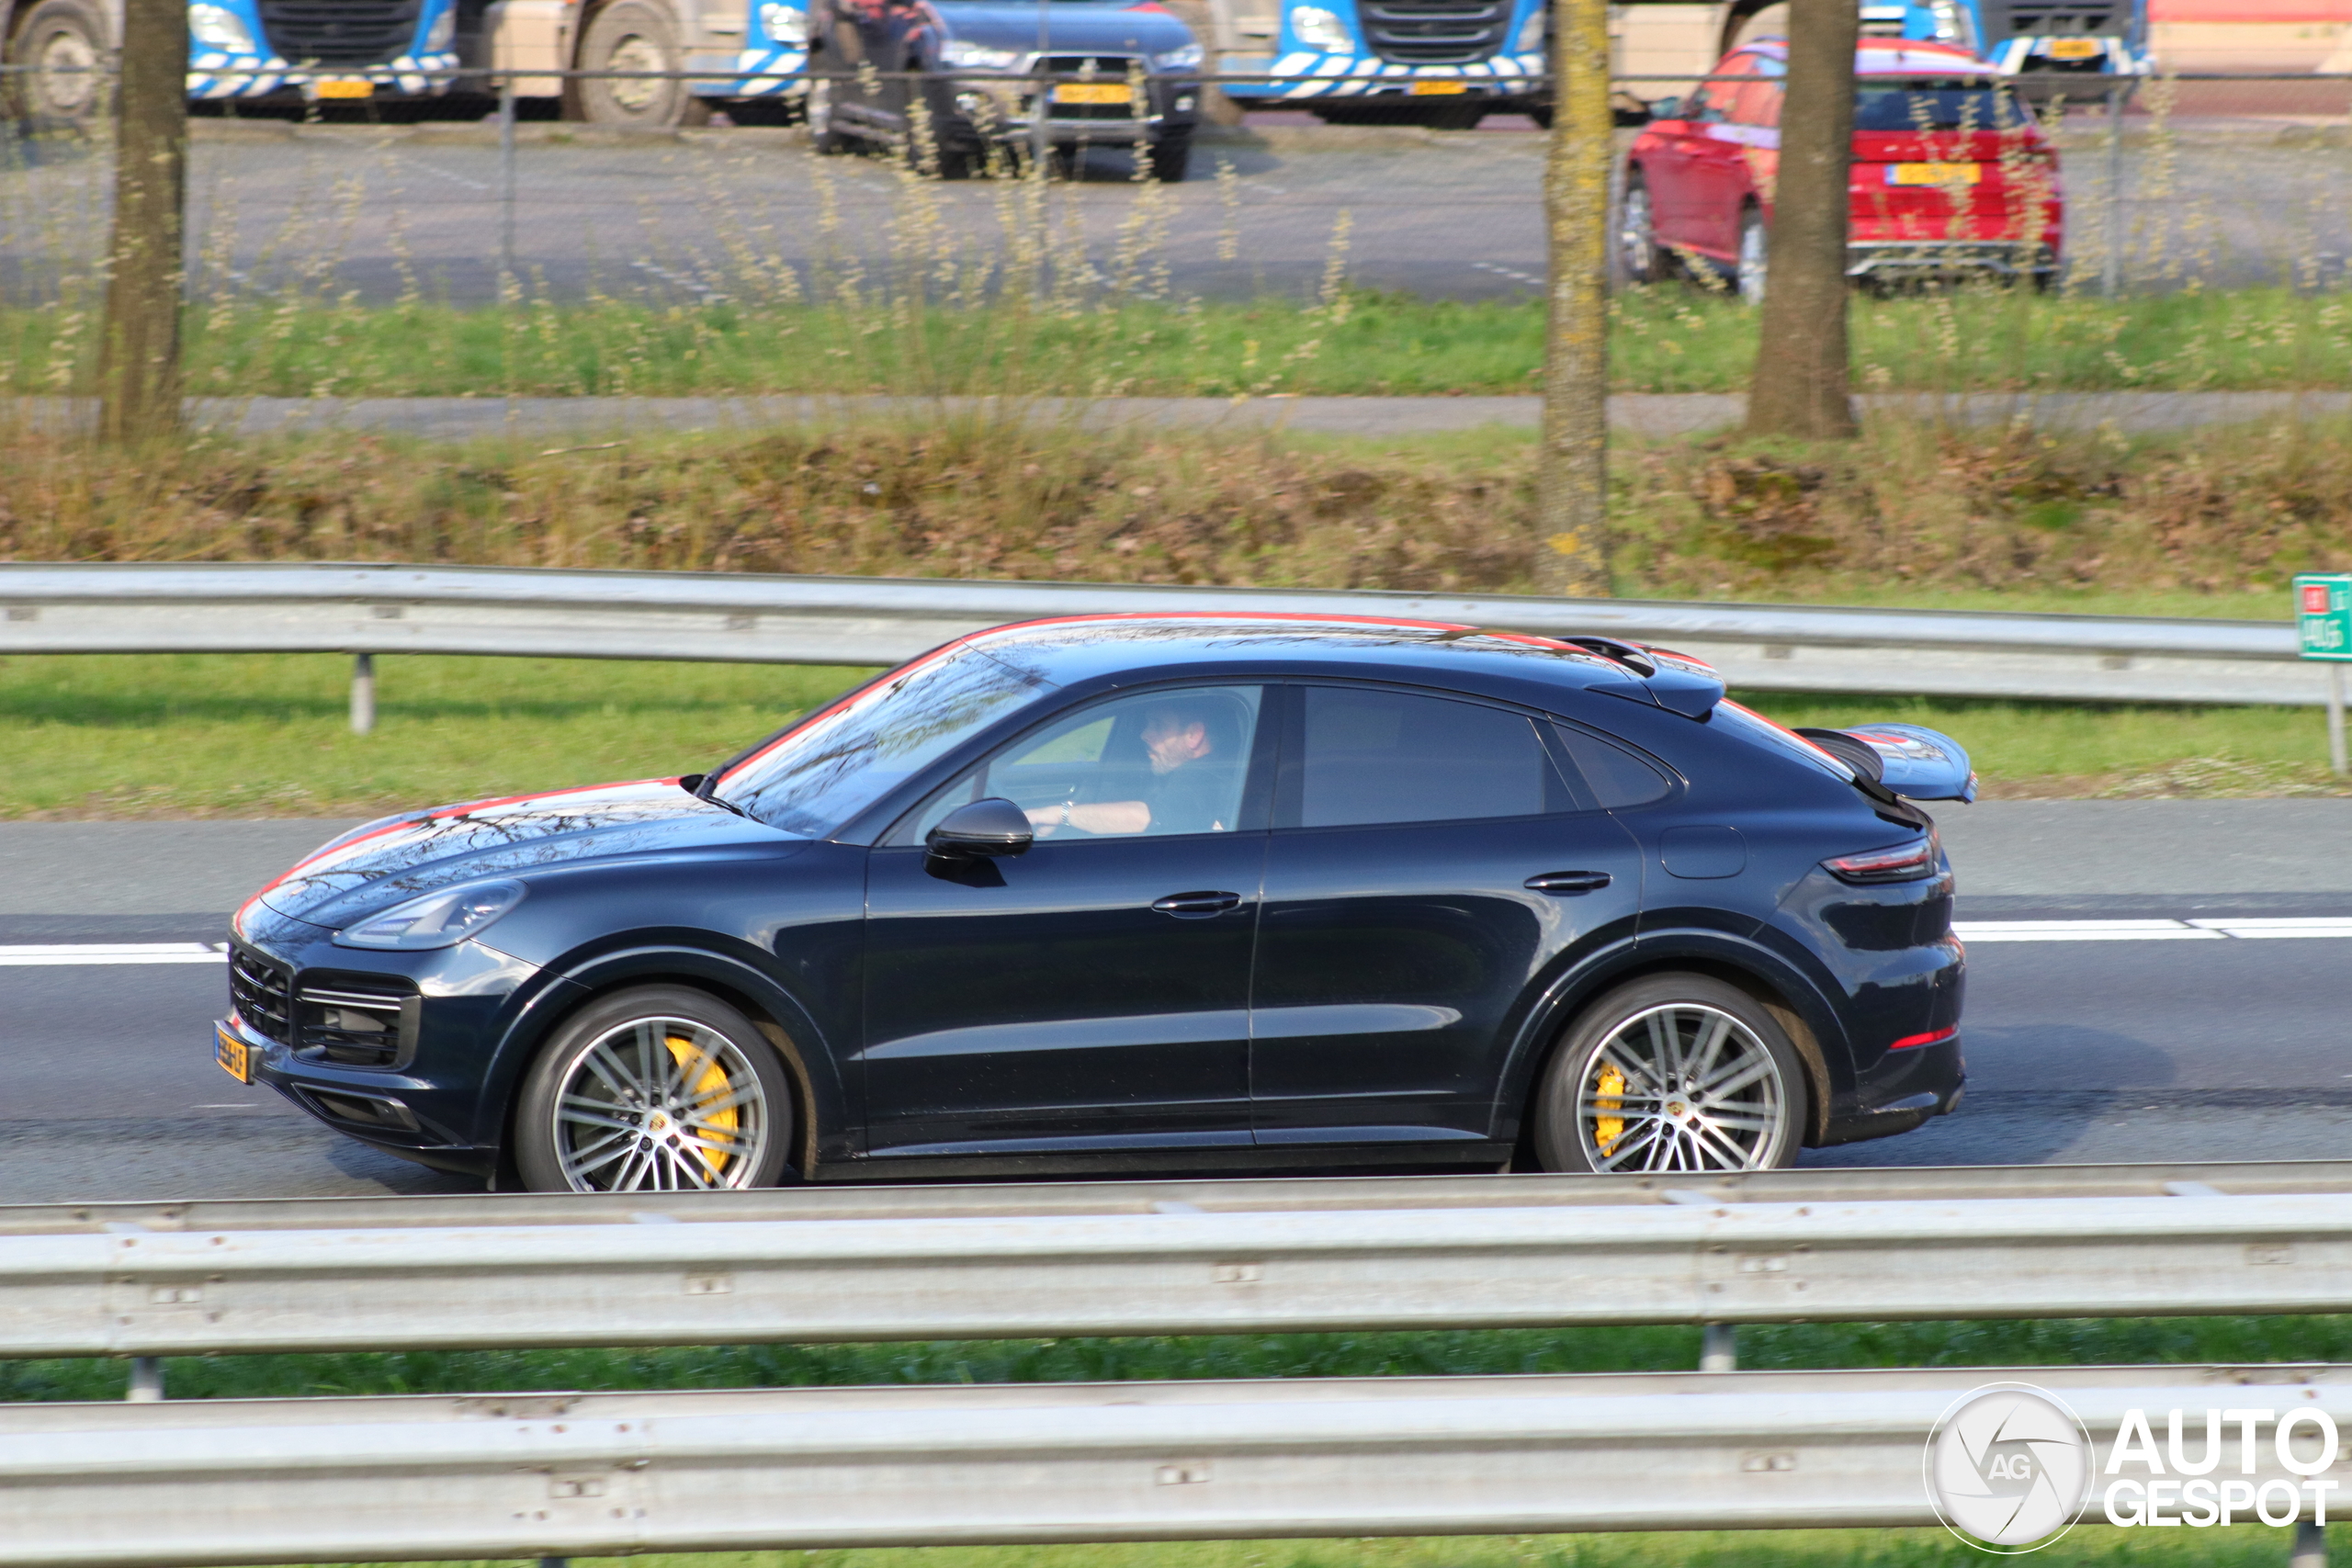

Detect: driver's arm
[1025,800,1151,836]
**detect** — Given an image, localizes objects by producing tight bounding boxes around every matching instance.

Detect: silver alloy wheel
[1574,1002,1790,1171]
[604,35,664,114]
[1620,179,1657,281]
[1736,210,1769,303]
[548,1014,773,1191]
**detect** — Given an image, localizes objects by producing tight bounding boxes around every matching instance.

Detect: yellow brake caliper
[1591,1062,1626,1156]
[664,1032,739,1179]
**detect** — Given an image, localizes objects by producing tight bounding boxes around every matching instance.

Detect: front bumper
[936,75,1201,148]
[1216,50,1544,101]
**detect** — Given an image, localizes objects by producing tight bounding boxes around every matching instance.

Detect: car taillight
[1824,833,1939,885]
[1891,1026,1959,1051]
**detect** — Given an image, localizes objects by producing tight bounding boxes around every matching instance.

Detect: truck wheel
[1145,130,1190,182]
[571,1,711,129]
[6,0,108,131]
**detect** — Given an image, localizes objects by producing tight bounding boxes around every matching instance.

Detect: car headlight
[1150,41,1204,71]
[939,39,1024,71]
[1514,6,1544,55]
[758,3,807,45]
[1289,5,1352,51]
[189,3,257,53]
[334,881,526,951]
[422,4,456,53]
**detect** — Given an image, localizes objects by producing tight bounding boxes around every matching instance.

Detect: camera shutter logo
[1924,1382,2093,1552]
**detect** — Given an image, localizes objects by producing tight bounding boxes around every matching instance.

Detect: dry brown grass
[4,416,2350,607]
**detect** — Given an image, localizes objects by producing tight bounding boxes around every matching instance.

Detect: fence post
[1701,1324,1737,1372]
[2330,665,2347,777]
[126,1357,164,1402]
[499,80,519,286]
[2291,1519,2327,1568]
[2102,85,2125,298]
[350,652,376,736]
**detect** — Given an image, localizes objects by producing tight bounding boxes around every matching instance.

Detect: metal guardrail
[13,1365,2351,1567]
[0,560,2323,712]
[9,1161,2352,1358]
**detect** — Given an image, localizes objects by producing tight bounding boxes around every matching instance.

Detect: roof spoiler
[1566,637,1726,719]
[1798,723,1979,804]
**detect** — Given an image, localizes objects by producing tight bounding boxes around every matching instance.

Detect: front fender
[483,940,857,1168]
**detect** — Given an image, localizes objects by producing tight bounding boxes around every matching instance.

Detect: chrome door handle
[1151,890,1243,918]
[1524,871,1612,895]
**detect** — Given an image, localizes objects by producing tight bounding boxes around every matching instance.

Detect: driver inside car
[1028,698,1235,838]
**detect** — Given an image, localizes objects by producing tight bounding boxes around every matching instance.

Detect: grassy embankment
[6,286,2351,397]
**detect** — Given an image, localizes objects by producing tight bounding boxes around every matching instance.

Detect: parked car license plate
[1054,83,1132,104]
[2045,37,2102,60]
[311,79,375,99]
[1408,80,1469,96]
[1886,162,1982,186]
[216,1024,251,1084]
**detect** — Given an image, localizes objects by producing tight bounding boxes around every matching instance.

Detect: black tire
[1530,973,1809,1174]
[1422,100,1486,131]
[1146,130,1191,183]
[6,0,109,132]
[513,984,797,1192]
[806,73,850,152]
[1619,168,1663,286]
[568,1,711,129]
[1735,204,1768,303]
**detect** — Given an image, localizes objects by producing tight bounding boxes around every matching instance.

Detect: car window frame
[879,679,1282,849]
[1267,679,1604,833]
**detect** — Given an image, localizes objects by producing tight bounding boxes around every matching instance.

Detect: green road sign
[2296,574,2352,662]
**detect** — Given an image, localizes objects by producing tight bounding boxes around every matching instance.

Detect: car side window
[1725,73,1782,128]
[1283,686,1575,829]
[905,685,1265,843]
[1550,723,1675,809]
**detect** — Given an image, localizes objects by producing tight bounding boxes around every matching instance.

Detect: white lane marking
[1472,260,1543,287]
[1955,919,2352,943]
[0,943,228,965]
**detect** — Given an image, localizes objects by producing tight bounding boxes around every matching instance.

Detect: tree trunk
[1532,0,1611,598]
[1743,0,1858,440]
[96,0,187,444]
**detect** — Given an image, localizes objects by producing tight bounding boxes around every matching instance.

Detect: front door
[1249,683,1646,1146]
[861,684,1273,1157]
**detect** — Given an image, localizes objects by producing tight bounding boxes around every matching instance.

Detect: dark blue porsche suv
[218,615,1972,1191]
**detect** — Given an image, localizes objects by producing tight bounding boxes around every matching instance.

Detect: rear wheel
[1735,205,1769,302]
[1531,974,1807,1173]
[514,985,796,1192]
[570,1,711,129]
[6,0,108,132]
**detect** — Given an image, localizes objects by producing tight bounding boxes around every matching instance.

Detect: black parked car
[805,0,1204,178]
[218,615,1973,1191]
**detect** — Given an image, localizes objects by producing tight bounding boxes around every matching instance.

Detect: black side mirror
[926,796,1035,859]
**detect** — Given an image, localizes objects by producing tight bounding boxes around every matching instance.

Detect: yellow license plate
[311,78,375,99]
[2045,37,2102,60]
[215,1024,251,1084]
[1887,162,1984,186]
[1409,79,1469,96]
[1053,83,1133,104]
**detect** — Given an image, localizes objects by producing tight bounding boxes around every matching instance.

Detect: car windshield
[1854,82,2030,131]
[712,645,1055,836]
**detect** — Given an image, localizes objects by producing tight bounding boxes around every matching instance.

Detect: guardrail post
[126,1357,164,1402]
[350,652,376,736]
[2291,1518,2326,1568]
[1700,1323,1736,1372]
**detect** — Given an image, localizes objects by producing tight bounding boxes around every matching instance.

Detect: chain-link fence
[5,67,2351,400]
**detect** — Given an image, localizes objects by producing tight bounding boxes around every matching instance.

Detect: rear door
[1246,683,1645,1147]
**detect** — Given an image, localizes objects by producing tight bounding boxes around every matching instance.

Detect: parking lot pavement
[4,798,2348,1200]
[6,117,2340,308]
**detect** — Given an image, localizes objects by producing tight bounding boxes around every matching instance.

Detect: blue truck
[2,0,807,129]
[1204,0,2150,126]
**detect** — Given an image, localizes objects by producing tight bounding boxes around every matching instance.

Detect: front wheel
[1530,974,1808,1173]
[570,1,711,129]
[1619,170,1662,285]
[1146,130,1191,183]
[513,985,797,1191]
[6,0,109,132]
[807,75,850,152]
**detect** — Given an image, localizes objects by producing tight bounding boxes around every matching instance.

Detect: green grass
[8,286,2350,399]
[2,649,2339,817]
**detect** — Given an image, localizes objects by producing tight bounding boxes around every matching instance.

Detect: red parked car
[1621,38,2064,299]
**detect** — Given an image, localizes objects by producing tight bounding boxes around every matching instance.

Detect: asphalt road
[4,800,2350,1202]
[1,116,2338,307]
